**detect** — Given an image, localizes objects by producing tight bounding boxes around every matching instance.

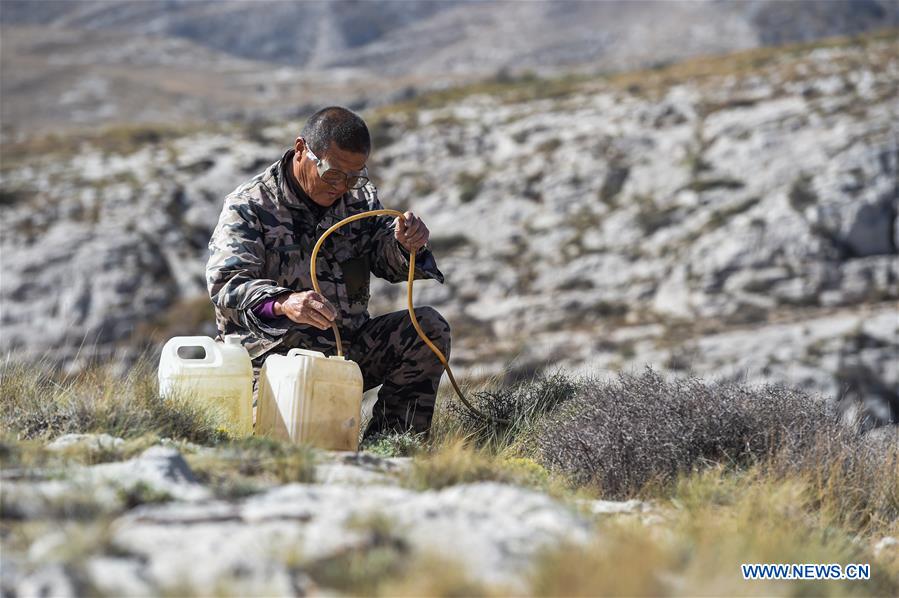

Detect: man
[206,106,449,438]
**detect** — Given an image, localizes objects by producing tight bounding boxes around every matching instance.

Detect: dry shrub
[435,371,580,453]
[770,426,899,534]
[537,369,844,498]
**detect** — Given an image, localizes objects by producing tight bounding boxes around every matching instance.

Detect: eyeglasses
[304,142,370,190]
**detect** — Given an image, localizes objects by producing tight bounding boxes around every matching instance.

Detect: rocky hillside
[1,32,897,423]
[3,0,895,71]
[2,0,897,134]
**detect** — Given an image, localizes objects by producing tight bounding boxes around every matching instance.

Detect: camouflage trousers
[252,306,451,437]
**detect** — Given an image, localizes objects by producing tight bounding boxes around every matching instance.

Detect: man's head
[293,106,371,207]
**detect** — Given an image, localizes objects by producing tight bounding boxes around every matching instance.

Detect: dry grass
[186,436,317,499]
[0,432,160,471]
[766,427,899,535]
[533,467,899,596]
[608,28,898,100]
[0,357,228,444]
[402,439,560,494]
[0,121,212,169]
[132,295,216,347]
[378,553,502,597]
[365,28,897,131]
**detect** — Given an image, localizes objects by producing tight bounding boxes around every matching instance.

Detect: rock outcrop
[1,439,597,595]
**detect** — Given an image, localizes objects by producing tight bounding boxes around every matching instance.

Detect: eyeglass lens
[322,169,368,189]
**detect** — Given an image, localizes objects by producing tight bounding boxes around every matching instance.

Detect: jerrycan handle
[287,348,327,359]
[162,336,222,367]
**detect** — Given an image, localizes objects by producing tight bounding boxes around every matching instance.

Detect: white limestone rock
[46,433,125,453]
[109,481,590,592]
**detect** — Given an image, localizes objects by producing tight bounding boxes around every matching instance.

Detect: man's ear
[294,137,306,155]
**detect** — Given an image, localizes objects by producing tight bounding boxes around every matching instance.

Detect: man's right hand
[273,291,337,329]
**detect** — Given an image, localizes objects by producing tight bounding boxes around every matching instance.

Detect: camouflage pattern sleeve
[364,188,445,284]
[206,192,293,339]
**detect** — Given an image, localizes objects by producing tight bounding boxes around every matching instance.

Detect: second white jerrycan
[158,335,254,437]
[255,348,364,451]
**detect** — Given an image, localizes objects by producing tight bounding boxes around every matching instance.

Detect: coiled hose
[310,209,507,424]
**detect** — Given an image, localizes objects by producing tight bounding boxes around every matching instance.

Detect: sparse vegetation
[455,170,485,204]
[686,177,746,193]
[0,357,227,444]
[132,295,216,346]
[704,195,761,230]
[401,440,561,493]
[2,360,897,594]
[598,163,630,206]
[300,517,498,597]
[361,430,425,457]
[0,122,209,169]
[536,369,898,533]
[433,372,580,454]
[533,467,899,596]
[634,195,680,235]
[303,514,409,594]
[426,233,472,255]
[186,436,317,498]
[789,173,818,211]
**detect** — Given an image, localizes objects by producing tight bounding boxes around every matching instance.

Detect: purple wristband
[252,298,279,320]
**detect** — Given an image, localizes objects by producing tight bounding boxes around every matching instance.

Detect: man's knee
[412,306,451,351]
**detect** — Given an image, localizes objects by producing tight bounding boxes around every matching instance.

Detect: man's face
[294,137,368,207]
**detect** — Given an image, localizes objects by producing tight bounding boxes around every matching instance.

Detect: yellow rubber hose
[310,209,506,424]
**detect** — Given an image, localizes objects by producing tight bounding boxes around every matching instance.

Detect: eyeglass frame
[303,139,370,191]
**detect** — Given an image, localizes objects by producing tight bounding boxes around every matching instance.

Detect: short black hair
[301,106,371,156]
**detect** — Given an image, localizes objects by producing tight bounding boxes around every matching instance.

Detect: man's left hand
[395,211,429,253]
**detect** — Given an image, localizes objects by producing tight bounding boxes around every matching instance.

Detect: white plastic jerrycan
[256,348,364,451]
[158,335,254,437]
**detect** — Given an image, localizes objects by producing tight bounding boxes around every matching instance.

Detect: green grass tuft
[361,430,425,457]
[186,436,317,499]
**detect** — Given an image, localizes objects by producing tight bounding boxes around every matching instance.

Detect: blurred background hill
[2,0,897,135]
[1,0,897,426]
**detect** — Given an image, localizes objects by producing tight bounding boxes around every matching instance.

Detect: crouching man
[205,106,450,438]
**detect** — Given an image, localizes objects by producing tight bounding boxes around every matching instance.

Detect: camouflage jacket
[206,149,444,361]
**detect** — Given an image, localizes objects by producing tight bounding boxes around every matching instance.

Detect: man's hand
[394,211,430,253]
[273,291,337,330]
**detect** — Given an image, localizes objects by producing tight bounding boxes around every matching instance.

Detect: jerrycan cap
[223,334,243,346]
